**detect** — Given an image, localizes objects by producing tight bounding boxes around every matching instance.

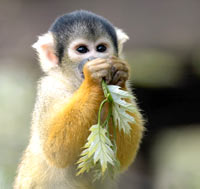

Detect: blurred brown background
[0,0,200,188]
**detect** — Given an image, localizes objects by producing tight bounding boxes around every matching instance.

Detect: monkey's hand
[109,56,129,87]
[83,57,129,88]
[83,58,112,86]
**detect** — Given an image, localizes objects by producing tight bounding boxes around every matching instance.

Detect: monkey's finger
[96,69,111,83]
[86,58,107,66]
[110,63,129,80]
[99,69,112,84]
[112,62,129,72]
[110,56,118,60]
[91,69,110,81]
[85,59,108,73]
[110,58,129,70]
[110,56,127,63]
[90,63,111,72]
[111,57,128,64]
[116,80,126,87]
[105,70,112,84]
[111,70,129,85]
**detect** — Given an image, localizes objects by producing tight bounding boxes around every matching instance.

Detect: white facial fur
[67,37,115,64]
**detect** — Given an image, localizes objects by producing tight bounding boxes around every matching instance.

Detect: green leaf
[108,85,136,134]
[107,85,134,98]
[77,124,116,175]
[77,82,137,180]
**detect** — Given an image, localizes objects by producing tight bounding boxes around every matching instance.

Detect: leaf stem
[98,98,108,125]
[102,104,112,128]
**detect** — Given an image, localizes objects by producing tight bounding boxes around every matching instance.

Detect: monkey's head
[33,10,129,79]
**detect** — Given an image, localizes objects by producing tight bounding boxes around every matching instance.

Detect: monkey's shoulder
[37,75,76,97]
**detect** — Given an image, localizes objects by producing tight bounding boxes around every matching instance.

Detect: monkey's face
[60,36,115,80]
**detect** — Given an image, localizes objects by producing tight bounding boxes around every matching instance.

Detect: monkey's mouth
[78,57,96,79]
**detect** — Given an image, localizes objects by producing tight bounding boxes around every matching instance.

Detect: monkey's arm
[44,81,103,168]
[43,59,111,168]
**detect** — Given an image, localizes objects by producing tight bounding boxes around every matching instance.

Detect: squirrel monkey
[14,10,144,189]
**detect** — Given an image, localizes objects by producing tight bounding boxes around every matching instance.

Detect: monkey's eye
[76,45,89,54]
[96,44,107,53]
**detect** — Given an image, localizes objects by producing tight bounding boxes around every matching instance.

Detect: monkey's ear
[115,28,129,55]
[32,32,59,72]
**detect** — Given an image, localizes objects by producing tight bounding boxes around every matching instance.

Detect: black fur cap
[49,10,118,62]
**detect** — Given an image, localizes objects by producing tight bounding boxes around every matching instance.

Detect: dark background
[0,0,200,188]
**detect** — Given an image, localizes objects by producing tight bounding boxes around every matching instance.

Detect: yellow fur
[44,77,104,167]
[44,73,144,170]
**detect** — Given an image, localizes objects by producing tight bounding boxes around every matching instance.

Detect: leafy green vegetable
[108,85,136,134]
[76,80,136,180]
